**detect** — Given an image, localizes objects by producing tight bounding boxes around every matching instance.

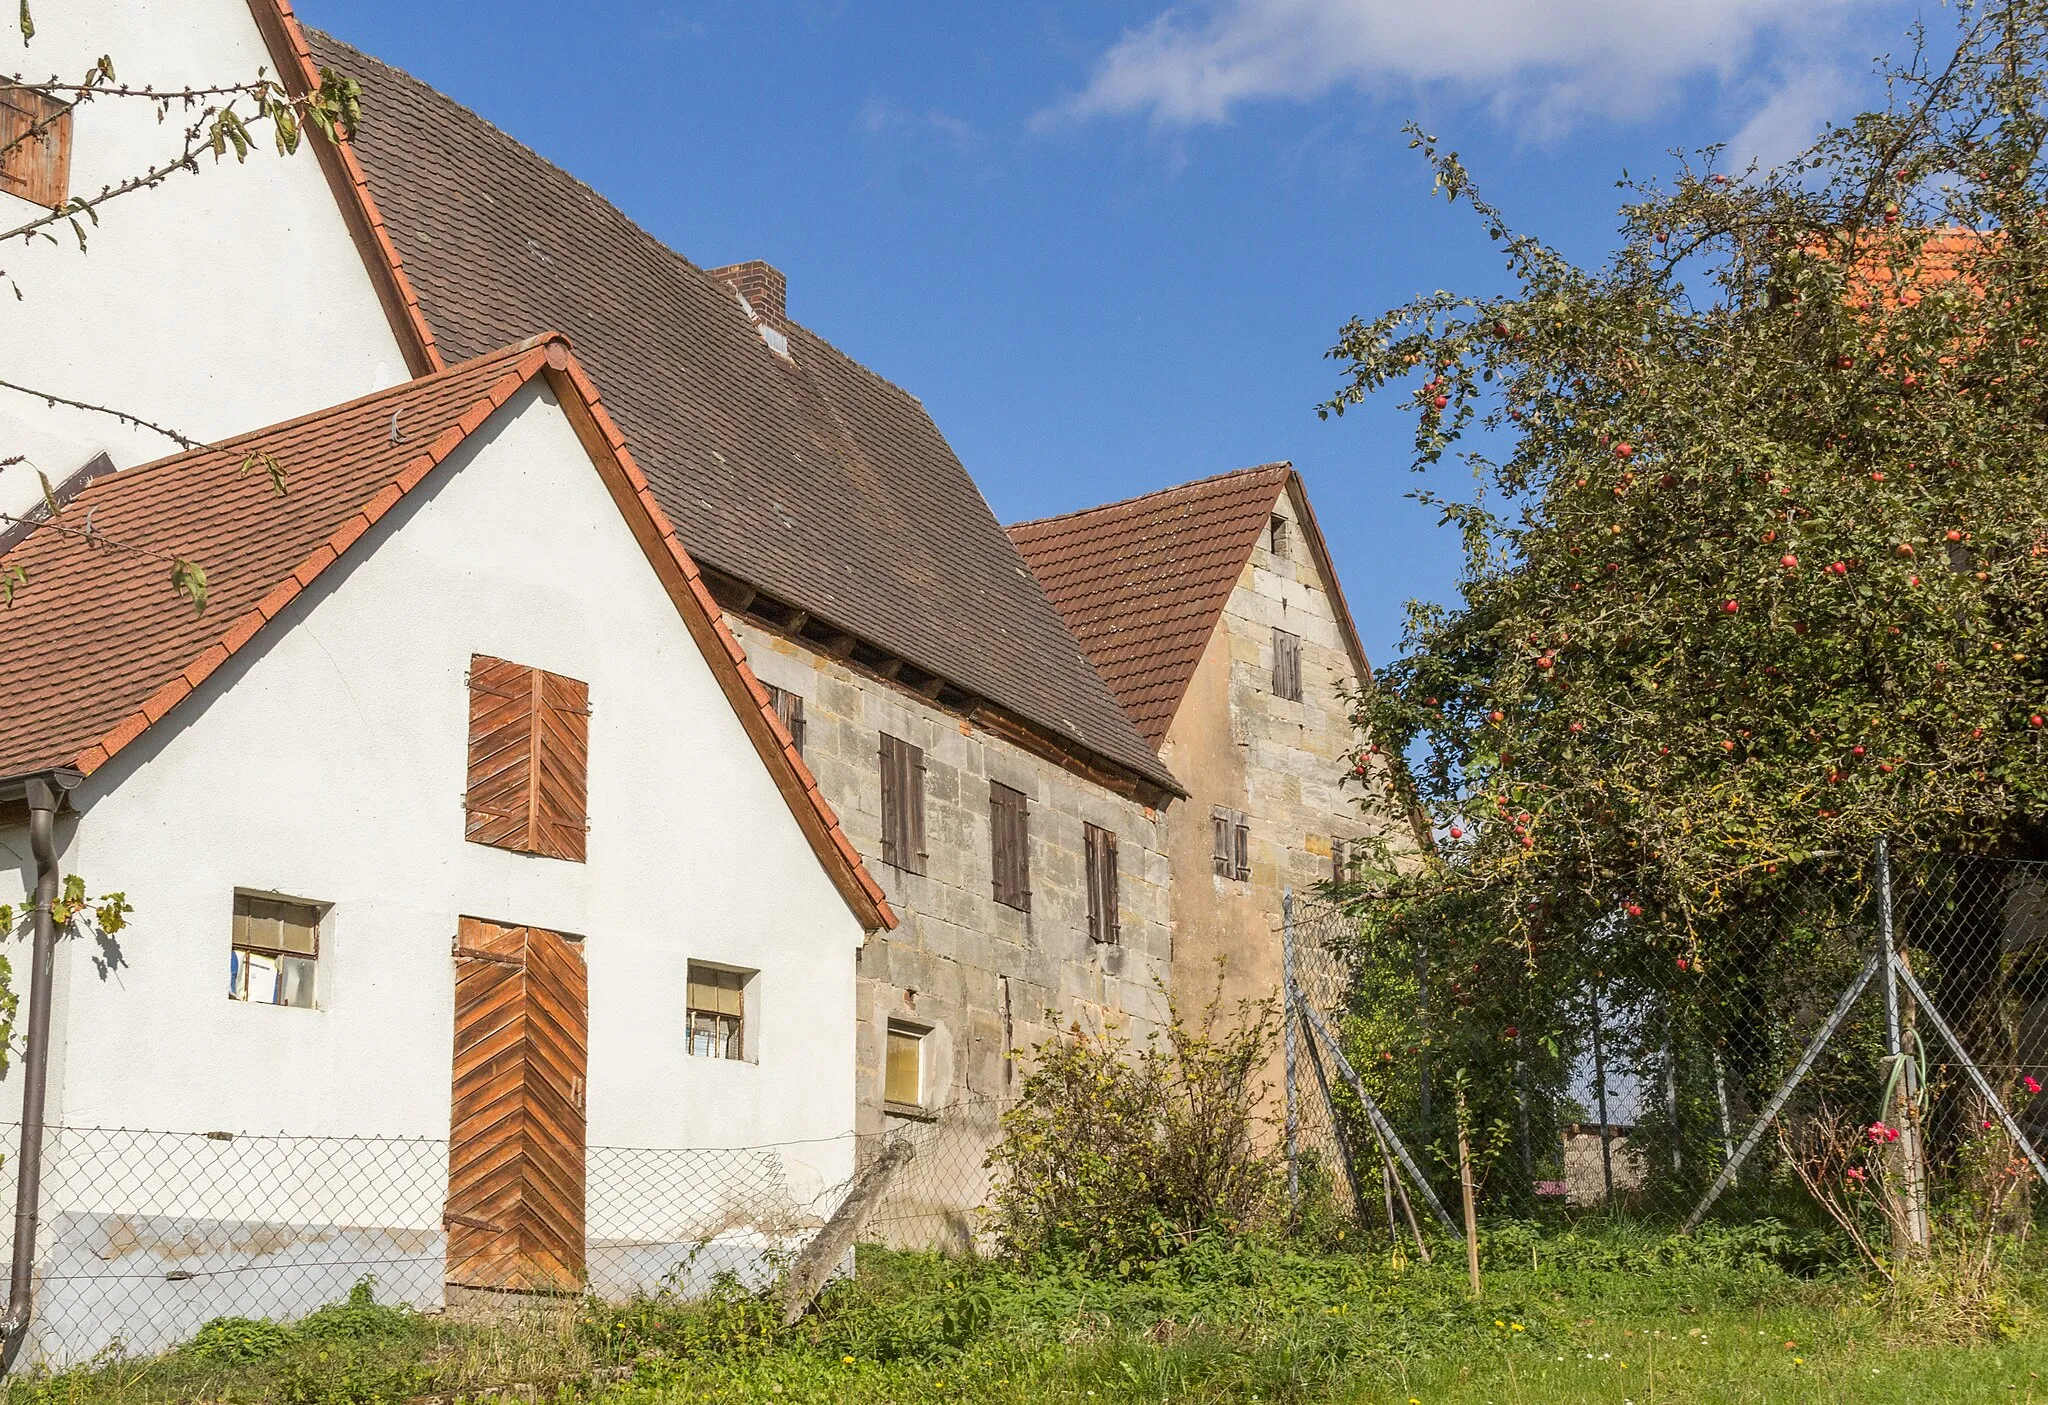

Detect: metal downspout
[1,773,71,1374]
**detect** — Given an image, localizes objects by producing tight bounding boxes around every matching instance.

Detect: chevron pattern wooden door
[447,917,588,1292]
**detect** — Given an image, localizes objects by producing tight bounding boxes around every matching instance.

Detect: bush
[295,1278,419,1344]
[987,988,1282,1267]
[181,1315,294,1365]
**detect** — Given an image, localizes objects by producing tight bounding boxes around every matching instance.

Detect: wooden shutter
[1273,629,1302,702]
[1211,809,1233,877]
[466,656,589,862]
[1233,814,1252,882]
[991,781,1030,911]
[0,85,70,210]
[879,734,927,874]
[1085,824,1119,944]
[447,918,587,1293]
[765,685,806,756]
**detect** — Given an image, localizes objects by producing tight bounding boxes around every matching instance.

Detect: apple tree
[1320,1,2048,1196]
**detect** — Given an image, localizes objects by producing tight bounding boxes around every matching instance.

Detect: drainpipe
[1,769,78,1375]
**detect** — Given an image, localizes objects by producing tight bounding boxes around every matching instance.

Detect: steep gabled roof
[0,335,895,932]
[1009,464,1365,746]
[289,25,1176,797]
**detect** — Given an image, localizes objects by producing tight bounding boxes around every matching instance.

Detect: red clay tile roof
[0,336,894,931]
[300,28,1175,797]
[1007,465,1296,746]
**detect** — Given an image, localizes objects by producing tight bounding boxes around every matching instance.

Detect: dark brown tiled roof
[1008,465,1295,746]
[0,336,894,931]
[304,30,1175,795]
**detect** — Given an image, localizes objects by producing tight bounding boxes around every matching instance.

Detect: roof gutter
[0,768,81,1375]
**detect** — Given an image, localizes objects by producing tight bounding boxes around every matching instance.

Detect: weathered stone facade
[1158,480,1409,1098]
[727,614,1173,1242]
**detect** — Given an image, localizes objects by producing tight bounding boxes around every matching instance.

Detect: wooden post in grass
[1457,1085,1482,1297]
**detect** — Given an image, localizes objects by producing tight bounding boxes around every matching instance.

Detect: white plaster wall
[9,383,860,1175]
[0,0,405,518]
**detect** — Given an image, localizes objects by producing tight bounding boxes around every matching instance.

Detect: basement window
[687,963,750,1060]
[229,893,321,1008]
[885,1022,927,1109]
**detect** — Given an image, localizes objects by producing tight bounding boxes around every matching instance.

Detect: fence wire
[0,1099,1001,1368]
[1285,848,2048,1234]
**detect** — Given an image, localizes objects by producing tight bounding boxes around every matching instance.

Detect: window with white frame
[230,892,321,1008]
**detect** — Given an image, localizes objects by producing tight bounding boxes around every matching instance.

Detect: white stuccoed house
[0,334,896,1361]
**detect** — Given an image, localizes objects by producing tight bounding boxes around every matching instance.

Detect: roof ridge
[1008,461,1293,532]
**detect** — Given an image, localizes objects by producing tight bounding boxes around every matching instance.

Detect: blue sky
[303,0,1926,668]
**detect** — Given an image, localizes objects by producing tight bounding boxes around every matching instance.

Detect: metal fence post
[1283,887,1299,1218]
[1590,982,1616,1214]
[1877,836,1930,1248]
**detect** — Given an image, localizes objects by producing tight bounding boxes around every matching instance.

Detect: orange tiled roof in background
[0,334,894,931]
[1007,465,1297,746]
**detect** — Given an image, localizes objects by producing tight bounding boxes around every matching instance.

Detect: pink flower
[1984,1120,1995,1131]
[1846,1167,1868,1182]
[1868,1121,1899,1144]
[2025,1076,2041,1095]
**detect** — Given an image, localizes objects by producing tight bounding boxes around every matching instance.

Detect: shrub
[181,1315,294,1365]
[987,987,1282,1267]
[295,1277,419,1344]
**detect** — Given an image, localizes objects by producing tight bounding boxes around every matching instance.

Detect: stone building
[1011,465,1420,1106]
[308,30,1187,1232]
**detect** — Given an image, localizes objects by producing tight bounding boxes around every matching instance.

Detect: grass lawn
[7,1226,2045,1403]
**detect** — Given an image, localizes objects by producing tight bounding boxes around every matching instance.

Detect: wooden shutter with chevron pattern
[466,656,589,862]
[446,917,588,1293]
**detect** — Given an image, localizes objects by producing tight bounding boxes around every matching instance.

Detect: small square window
[230,893,321,1008]
[1269,513,1290,559]
[687,963,749,1060]
[885,1023,925,1108]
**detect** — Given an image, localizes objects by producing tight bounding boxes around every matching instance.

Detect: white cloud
[1048,0,1891,135]
[858,96,982,156]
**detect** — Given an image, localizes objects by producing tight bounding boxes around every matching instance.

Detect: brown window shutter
[1233,815,1251,882]
[466,655,588,863]
[765,685,806,757]
[1210,808,1232,877]
[1273,629,1302,702]
[467,657,538,853]
[878,735,901,868]
[908,742,927,872]
[991,782,1030,911]
[534,670,590,862]
[880,734,926,875]
[0,85,70,209]
[1085,823,1119,944]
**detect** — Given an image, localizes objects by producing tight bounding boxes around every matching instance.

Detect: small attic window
[0,84,72,209]
[1269,514,1290,559]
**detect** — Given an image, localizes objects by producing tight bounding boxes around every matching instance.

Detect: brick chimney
[708,260,786,325]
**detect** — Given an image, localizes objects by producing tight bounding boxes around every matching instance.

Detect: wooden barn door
[446,917,588,1292]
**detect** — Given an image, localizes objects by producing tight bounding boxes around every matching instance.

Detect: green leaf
[0,564,24,607]
[241,448,287,496]
[170,558,207,614]
[17,0,30,43]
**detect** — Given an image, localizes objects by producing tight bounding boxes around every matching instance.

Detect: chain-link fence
[0,1099,1000,1368]
[1283,846,2048,1236]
